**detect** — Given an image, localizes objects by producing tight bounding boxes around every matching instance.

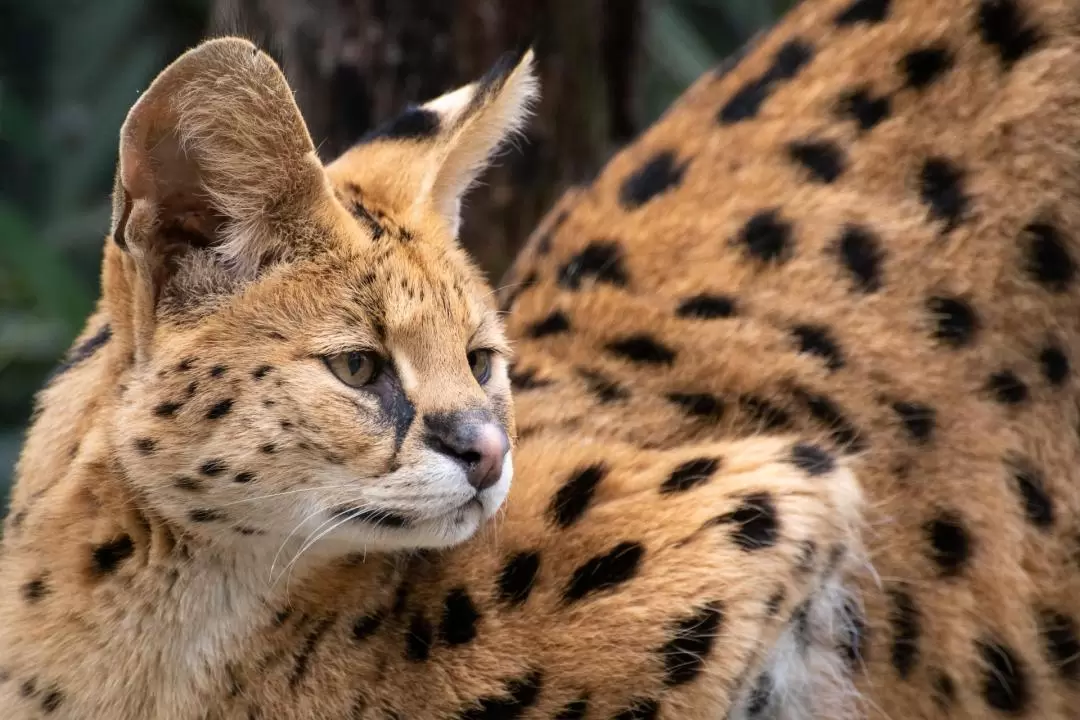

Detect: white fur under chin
[291,450,515,555]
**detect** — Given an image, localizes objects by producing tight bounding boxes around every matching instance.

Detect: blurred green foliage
[0,0,791,503]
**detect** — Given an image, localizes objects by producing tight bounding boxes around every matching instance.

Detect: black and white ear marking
[340,45,540,238]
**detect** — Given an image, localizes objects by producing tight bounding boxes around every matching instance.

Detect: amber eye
[324,351,382,388]
[468,349,494,385]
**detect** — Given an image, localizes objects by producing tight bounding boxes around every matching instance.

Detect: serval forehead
[316,236,485,338]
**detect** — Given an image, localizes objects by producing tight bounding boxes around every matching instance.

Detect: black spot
[21,576,48,603]
[769,39,815,80]
[289,615,336,688]
[661,457,720,494]
[892,402,936,444]
[1024,222,1075,292]
[498,551,541,606]
[661,602,724,686]
[200,459,228,477]
[209,365,228,378]
[1039,345,1069,386]
[791,324,845,371]
[835,224,884,292]
[620,151,685,209]
[719,39,814,123]
[508,367,554,391]
[606,335,676,366]
[979,639,1030,713]
[233,472,255,484]
[796,389,867,451]
[260,443,277,455]
[177,358,195,372]
[347,199,386,240]
[20,678,35,697]
[253,365,272,379]
[977,0,1042,67]
[766,589,786,617]
[557,240,629,290]
[933,670,957,708]
[837,87,891,131]
[925,511,971,575]
[737,209,793,264]
[676,294,737,319]
[576,368,630,404]
[550,464,606,529]
[1039,610,1080,681]
[719,78,771,125]
[41,688,63,714]
[47,324,111,384]
[563,542,644,602]
[835,0,890,24]
[405,612,434,662]
[440,588,481,646]
[787,140,846,183]
[457,671,543,720]
[987,370,1029,405]
[714,492,779,551]
[553,699,589,720]
[737,394,789,430]
[527,311,571,339]
[364,107,440,142]
[333,506,411,528]
[174,476,201,492]
[888,587,920,679]
[667,392,725,420]
[613,698,660,720]
[383,381,416,452]
[901,46,954,89]
[206,398,234,420]
[92,534,134,575]
[352,610,385,642]
[839,596,868,670]
[1010,457,1053,529]
[919,157,968,232]
[154,401,183,418]
[928,296,979,347]
[791,443,835,476]
[747,672,772,715]
[188,508,225,523]
[134,437,156,455]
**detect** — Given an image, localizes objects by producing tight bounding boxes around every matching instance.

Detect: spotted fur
[5,0,1078,717]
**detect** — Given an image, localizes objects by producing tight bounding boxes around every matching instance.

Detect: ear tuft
[327,46,539,239]
[421,46,539,236]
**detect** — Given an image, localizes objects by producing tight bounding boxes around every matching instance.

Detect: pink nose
[425,411,509,491]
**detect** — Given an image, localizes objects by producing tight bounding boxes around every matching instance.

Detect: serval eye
[468,349,494,385]
[324,351,382,388]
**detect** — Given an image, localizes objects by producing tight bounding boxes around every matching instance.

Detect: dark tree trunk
[211,0,642,282]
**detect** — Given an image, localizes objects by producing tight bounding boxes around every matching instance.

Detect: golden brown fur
[0,31,861,720]
[5,0,1077,717]
[499,0,1080,717]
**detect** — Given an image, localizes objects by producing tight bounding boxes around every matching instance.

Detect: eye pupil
[347,352,364,376]
[325,351,381,388]
[469,349,493,385]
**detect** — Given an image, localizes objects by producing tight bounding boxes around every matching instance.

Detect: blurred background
[0,0,795,503]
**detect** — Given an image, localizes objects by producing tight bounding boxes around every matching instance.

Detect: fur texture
[0,33,861,720]
[6,0,1078,716]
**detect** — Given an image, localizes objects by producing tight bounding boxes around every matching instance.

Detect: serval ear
[326,46,539,238]
[112,36,338,287]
